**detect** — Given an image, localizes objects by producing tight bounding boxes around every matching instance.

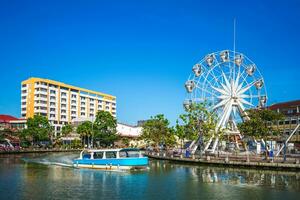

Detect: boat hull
[73,157,148,170]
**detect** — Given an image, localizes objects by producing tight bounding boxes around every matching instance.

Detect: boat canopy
[85,148,141,153]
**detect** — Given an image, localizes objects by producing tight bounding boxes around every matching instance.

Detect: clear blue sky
[0,0,299,125]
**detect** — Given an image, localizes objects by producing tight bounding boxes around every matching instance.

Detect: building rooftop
[0,115,19,123]
[268,100,300,110]
[0,114,26,123]
[22,77,116,100]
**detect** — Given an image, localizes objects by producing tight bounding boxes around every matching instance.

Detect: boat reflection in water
[73,148,148,170]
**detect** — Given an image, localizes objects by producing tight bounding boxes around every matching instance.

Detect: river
[0,152,299,199]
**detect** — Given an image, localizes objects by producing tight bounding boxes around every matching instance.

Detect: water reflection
[0,153,299,200]
[188,166,300,190]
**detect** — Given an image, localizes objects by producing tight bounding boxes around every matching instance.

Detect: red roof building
[268,100,300,117]
[0,115,26,130]
[0,115,19,123]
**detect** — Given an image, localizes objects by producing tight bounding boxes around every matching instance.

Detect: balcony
[35,90,48,96]
[34,109,47,114]
[34,96,48,102]
[35,84,48,89]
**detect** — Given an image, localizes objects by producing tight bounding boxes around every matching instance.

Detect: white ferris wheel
[184,50,267,136]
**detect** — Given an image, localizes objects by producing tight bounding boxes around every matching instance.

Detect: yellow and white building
[21,77,116,137]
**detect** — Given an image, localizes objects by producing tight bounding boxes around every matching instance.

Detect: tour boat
[73,148,148,170]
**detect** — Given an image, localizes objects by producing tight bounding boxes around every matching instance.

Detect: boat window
[83,153,91,159]
[119,151,140,158]
[119,151,127,158]
[94,152,103,159]
[106,151,116,158]
[127,151,140,158]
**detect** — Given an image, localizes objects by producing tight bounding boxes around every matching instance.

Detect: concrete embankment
[0,149,81,154]
[146,152,300,171]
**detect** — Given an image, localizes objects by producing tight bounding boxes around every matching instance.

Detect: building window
[71,100,76,104]
[50,102,56,106]
[50,90,56,94]
[50,108,55,112]
[71,94,77,98]
[71,105,76,109]
[81,107,85,111]
[61,92,67,97]
[80,112,85,116]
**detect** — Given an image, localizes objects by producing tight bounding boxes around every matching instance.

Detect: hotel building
[21,77,116,137]
[268,100,300,135]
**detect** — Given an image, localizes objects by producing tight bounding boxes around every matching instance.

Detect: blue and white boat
[73,148,148,170]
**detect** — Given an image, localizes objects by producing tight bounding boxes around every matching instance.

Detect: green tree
[238,109,284,140]
[175,120,186,149]
[141,114,174,148]
[165,126,177,148]
[179,102,218,142]
[61,124,73,137]
[93,110,118,147]
[76,121,93,148]
[22,115,53,145]
[122,137,130,147]
[0,132,5,141]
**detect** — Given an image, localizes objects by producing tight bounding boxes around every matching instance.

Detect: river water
[0,152,299,200]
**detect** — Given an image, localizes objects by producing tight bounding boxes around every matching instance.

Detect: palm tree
[61,124,73,137]
[76,121,93,148]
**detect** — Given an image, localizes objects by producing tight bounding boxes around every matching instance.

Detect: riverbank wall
[0,149,81,154]
[145,152,300,171]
